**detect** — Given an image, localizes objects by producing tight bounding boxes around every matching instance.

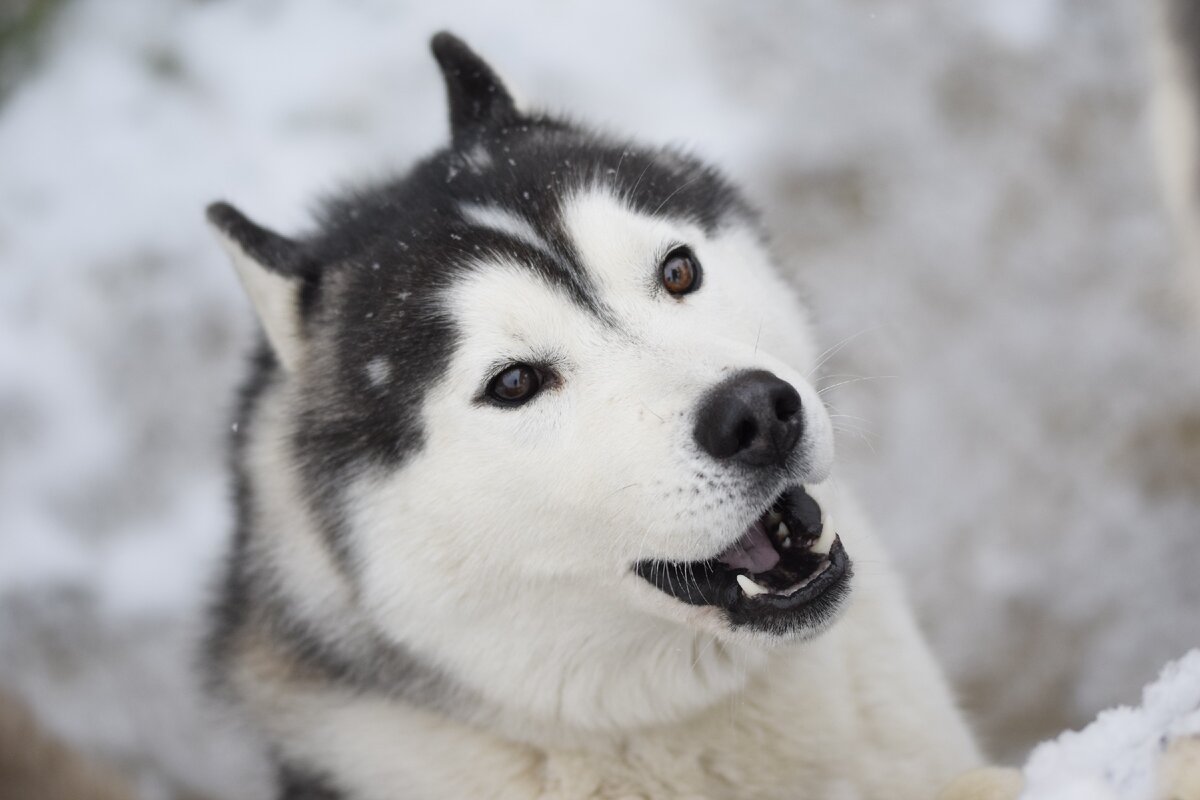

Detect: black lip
[723,537,851,633]
[633,487,853,635]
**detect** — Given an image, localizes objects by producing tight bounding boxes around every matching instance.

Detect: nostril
[734,418,757,450]
[774,392,800,422]
[772,383,801,422]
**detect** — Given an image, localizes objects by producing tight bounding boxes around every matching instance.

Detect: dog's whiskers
[828,412,873,426]
[627,159,654,203]
[817,375,896,396]
[652,174,705,217]
[612,147,630,185]
[690,632,718,671]
[806,325,882,378]
[832,423,878,454]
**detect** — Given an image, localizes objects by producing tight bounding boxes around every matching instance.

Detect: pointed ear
[430,32,519,142]
[206,201,306,371]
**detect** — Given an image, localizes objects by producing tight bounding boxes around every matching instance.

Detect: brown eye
[661,248,701,296]
[487,364,542,405]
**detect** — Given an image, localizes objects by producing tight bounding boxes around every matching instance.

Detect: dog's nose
[693,370,803,467]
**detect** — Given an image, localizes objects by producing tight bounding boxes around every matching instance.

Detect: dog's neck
[233,538,981,800]
[410,588,775,744]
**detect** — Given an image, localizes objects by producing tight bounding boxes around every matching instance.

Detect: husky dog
[205,33,994,800]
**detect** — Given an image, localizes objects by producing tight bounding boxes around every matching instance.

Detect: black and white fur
[205,33,987,800]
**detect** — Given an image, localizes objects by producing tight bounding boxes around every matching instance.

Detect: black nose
[693,370,803,467]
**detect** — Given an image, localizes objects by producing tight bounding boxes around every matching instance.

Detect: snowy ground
[1022,648,1200,800]
[1,1,1198,798]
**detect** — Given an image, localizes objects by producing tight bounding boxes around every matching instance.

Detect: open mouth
[634,486,851,633]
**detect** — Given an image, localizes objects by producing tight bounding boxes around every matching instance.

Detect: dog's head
[210,33,851,679]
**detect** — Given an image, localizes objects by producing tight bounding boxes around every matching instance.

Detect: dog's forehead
[312,125,750,304]
[309,124,756,353]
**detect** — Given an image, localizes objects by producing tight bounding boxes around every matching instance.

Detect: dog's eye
[661,248,701,296]
[486,364,542,405]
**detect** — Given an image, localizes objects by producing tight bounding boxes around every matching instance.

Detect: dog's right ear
[430,32,520,142]
[206,201,306,371]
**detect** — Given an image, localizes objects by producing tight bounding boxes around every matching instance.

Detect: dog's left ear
[430,31,520,142]
[206,201,307,371]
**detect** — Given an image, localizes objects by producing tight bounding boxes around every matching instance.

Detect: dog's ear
[206,201,306,371]
[430,32,519,142]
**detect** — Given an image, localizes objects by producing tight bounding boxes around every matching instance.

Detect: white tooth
[777,521,790,540]
[736,575,769,597]
[812,515,836,554]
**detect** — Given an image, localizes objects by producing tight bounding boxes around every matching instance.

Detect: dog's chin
[633,485,852,639]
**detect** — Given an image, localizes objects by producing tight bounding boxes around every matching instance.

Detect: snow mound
[1022,649,1200,800]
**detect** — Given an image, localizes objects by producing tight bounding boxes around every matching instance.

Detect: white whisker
[817,375,897,396]
[806,325,883,378]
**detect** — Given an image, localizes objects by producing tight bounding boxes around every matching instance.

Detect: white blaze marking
[459,203,554,256]
[366,357,391,388]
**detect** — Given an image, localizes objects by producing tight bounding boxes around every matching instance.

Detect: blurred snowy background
[1,0,1198,798]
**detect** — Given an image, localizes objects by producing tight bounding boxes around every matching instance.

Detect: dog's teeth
[777,521,789,540]
[781,537,792,549]
[736,575,769,597]
[812,516,836,554]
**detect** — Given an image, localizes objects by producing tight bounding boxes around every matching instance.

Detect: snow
[972,0,1062,51]
[1,1,1198,796]
[1022,649,1200,800]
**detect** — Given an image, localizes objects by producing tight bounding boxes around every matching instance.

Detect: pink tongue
[716,521,781,574]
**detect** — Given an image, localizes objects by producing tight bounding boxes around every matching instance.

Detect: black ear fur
[206,201,305,276]
[430,32,518,141]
